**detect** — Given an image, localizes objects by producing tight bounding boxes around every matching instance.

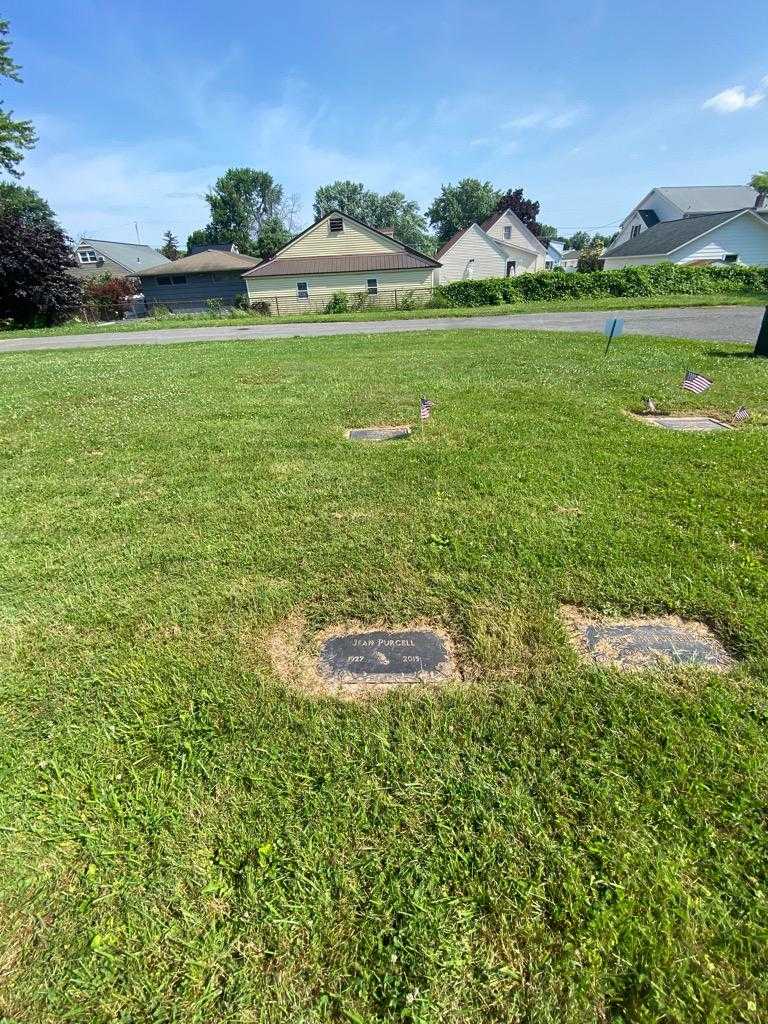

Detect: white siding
[486,210,546,263]
[246,268,436,301]
[604,212,768,269]
[613,189,688,249]
[438,226,506,283]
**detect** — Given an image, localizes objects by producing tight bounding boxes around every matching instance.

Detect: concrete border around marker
[627,411,733,431]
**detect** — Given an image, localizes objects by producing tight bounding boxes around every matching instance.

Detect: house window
[367,278,378,295]
[722,253,738,263]
[465,258,475,279]
[157,277,171,287]
[212,272,227,282]
[170,275,187,285]
[78,249,99,264]
[506,260,516,277]
[296,281,309,299]
[329,217,344,232]
[545,260,553,270]
[503,226,512,240]
[630,224,641,238]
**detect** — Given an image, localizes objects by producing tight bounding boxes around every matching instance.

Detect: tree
[0,182,55,224]
[159,230,181,260]
[256,216,291,260]
[0,209,82,325]
[564,230,590,251]
[493,187,547,237]
[427,179,501,247]
[0,20,36,177]
[749,171,768,194]
[205,167,283,253]
[538,223,558,243]
[186,226,214,253]
[313,181,433,252]
[577,240,604,272]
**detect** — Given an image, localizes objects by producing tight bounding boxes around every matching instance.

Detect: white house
[602,208,768,269]
[243,210,440,310]
[436,208,548,282]
[559,249,580,272]
[546,239,564,269]
[607,185,765,254]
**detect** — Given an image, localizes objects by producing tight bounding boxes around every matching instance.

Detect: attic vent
[329,217,344,233]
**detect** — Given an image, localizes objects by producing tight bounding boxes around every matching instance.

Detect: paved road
[0,304,761,354]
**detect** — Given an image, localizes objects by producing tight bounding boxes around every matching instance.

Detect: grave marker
[346,426,411,442]
[642,415,730,432]
[318,628,453,685]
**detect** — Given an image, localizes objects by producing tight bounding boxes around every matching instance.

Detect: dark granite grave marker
[346,426,411,442]
[579,622,732,670]
[644,415,729,432]
[318,628,453,684]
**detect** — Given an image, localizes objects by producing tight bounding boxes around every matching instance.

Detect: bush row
[434,262,768,307]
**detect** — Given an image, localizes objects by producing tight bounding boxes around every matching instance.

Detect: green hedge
[434,262,768,307]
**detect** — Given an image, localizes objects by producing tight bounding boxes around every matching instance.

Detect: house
[607,185,765,253]
[602,208,768,269]
[435,208,548,283]
[243,210,441,311]
[70,238,170,280]
[546,239,564,269]
[138,246,261,311]
[560,249,580,271]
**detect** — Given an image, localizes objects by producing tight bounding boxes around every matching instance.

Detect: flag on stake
[733,405,749,423]
[420,397,433,420]
[682,370,713,394]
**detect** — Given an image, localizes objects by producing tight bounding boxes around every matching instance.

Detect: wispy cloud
[503,108,584,131]
[703,76,768,113]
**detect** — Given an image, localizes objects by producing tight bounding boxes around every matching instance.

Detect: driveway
[0,304,762,354]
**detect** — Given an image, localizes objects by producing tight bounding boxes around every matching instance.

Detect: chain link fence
[141,286,441,319]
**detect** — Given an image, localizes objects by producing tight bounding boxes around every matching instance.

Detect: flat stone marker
[643,415,729,432]
[346,426,411,442]
[574,621,732,670]
[318,628,453,685]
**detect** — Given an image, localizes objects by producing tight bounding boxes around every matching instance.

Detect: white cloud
[503,108,583,131]
[703,82,766,113]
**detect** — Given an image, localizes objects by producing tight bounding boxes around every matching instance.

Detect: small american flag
[733,405,750,423]
[420,397,433,420]
[643,397,657,414]
[682,371,713,394]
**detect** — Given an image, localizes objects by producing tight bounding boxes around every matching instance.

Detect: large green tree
[0,182,55,224]
[188,168,289,254]
[492,187,547,237]
[749,171,768,194]
[0,208,82,325]
[313,181,433,252]
[256,216,291,260]
[0,19,36,177]
[426,179,501,246]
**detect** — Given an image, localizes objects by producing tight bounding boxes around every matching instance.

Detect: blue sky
[4,0,768,246]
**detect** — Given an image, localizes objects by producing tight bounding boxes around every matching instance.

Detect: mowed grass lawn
[1,328,767,1023]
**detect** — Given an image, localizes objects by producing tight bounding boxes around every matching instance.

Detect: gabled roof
[78,238,170,273]
[656,185,758,215]
[140,248,261,276]
[604,208,767,259]
[480,208,548,255]
[561,249,580,260]
[243,210,440,278]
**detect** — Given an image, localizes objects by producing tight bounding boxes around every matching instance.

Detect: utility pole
[134,221,142,244]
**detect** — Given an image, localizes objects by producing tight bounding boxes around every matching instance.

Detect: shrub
[250,299,272,316]
[324,291,350,314]
[150,304,172,319]
[82,274,136,321]
[206,297,225,316]
[397,289,419,311]
[0,209,83,326]
[433,262,768,308]
[233,292,250,310]
[351,291,370,312]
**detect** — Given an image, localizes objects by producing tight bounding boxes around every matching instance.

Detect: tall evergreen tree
[159,230,181,260]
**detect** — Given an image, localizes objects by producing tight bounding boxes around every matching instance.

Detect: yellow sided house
[243,210,441,313]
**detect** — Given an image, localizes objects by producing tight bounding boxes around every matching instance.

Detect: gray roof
[188,242,241,255]
[604,209,761,258]
[657,185,758,215]
[78,238,170,273]
[140,248,261,277]
[244,251,439,278]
